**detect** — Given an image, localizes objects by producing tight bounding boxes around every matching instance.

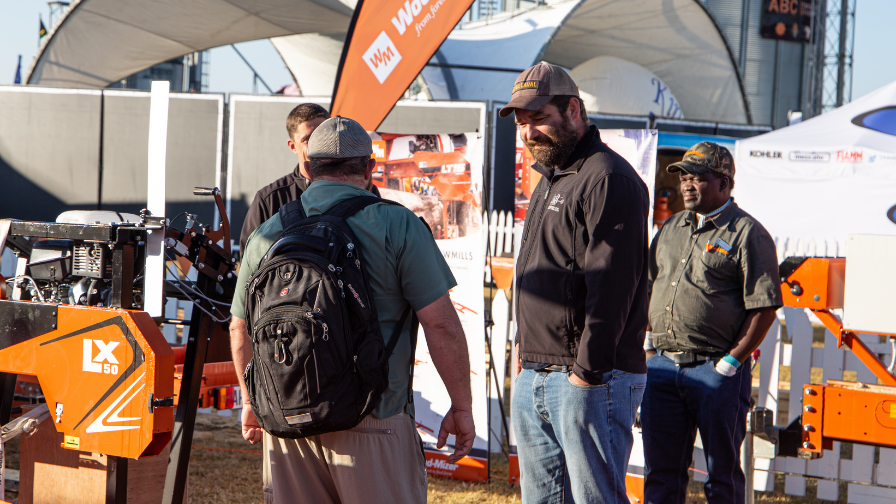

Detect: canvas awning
[26,0,354,88]
[276,0,751,123]
[29,0,749,124]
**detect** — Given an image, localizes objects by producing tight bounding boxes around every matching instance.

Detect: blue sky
[0,0,893,100]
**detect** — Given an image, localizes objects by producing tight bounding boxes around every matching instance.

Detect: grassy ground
[184,415,852,504]
[0,411,853,504]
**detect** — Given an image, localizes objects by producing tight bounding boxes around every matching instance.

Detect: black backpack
[243,195,417,438]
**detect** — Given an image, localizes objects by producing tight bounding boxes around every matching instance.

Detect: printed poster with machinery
[369,130,489,481]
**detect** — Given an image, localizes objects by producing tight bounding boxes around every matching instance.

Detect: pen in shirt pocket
[704,238,732,256]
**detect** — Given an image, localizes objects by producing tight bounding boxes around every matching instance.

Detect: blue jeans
[641,354,752,504]
[512,368,646,504]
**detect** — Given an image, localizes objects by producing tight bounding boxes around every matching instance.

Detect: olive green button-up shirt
[647,201,783,353]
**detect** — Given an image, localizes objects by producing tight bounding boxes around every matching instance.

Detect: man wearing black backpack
[229,116,475,504]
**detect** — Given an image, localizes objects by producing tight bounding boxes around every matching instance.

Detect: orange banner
[331,0,476,130]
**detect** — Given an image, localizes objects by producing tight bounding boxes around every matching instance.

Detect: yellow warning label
[63,435,80,449]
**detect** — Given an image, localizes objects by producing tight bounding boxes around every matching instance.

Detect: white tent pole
[144,81,169,317]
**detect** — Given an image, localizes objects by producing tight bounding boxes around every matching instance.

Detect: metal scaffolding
[804,0,856,118]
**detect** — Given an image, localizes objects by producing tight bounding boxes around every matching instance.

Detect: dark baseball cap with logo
[667,142,735,179]
[498,63,580,118]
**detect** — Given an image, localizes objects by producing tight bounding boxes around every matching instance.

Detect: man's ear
[719,175,730,191]
[567,97,582,124]
[304,160,314,181]
[288,138,299,156]
[365,158,376,181]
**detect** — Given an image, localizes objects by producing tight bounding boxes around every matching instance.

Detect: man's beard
[524,120,579,168]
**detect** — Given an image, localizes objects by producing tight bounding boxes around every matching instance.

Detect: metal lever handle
[193,187,218,196]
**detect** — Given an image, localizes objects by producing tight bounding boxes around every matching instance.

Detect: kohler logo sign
[749,150,782,159]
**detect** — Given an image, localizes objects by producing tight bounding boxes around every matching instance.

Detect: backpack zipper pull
[337,279,345,298]
[353,355,358,372]
[274,339,285,364]
[321,323,329,341]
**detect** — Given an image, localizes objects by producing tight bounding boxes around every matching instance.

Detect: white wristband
[715,358,738,377]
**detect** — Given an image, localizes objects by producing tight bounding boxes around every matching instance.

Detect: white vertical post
[753,319,782,491]
[144,81,169,317]
[783,307,813,497]
[809,328,846,501]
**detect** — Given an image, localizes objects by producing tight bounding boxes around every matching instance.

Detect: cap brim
[498,95,554,118]
[667,161,713,175]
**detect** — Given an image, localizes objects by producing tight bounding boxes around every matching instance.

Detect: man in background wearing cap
[239,103,380,253]
[228,116,475,504]
[641,142,782,503]
[504,63,650,503]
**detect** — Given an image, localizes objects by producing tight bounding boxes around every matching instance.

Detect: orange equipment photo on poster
[331,0,477,130]
[369,132,480,241]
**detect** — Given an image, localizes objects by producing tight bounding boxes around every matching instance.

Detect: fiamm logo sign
[837,150,863,163]
[363,31,402,84]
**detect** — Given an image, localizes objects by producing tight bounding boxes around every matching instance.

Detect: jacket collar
[531,125,600,179]
[293,164,310,190]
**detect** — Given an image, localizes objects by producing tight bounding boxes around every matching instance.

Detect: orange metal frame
[782,258,896,457]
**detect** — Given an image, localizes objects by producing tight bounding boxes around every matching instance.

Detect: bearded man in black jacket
[503,63,650,504]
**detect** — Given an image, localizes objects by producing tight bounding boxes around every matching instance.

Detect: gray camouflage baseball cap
[307,116,372,159]
[498,63,580,118]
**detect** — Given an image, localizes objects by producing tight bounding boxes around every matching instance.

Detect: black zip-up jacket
[515,126,649,383]
[239,165,380,252]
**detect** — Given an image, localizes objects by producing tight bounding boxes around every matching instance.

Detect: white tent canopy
[543,0,749,123]
[30,0,750,124]
[734,81,896,247]
[275,0,751,123]
[26,0,354,88]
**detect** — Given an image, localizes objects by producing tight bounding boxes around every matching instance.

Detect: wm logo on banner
[363,31,402,84]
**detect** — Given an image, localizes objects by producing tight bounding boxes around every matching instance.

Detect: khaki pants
[262,413,427,504]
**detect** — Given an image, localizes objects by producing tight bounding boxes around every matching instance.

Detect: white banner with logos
[734,82,896,243]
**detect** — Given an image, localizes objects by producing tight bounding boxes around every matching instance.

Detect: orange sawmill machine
[755,234,896,461]
[0,188,241,503]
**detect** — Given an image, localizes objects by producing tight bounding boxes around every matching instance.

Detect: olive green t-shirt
[231,181,456,419]
[647,201,783,353]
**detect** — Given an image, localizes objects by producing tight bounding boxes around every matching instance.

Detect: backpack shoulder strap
[278,199,307,230]
[324,195,402,220]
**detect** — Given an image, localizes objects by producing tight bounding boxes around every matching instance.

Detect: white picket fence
[749,306,896,501]
[482,210,516,284]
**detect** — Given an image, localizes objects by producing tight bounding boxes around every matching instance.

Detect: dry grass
[0,412,853,504]
[187,413,526,504]
[188,413,265,504]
